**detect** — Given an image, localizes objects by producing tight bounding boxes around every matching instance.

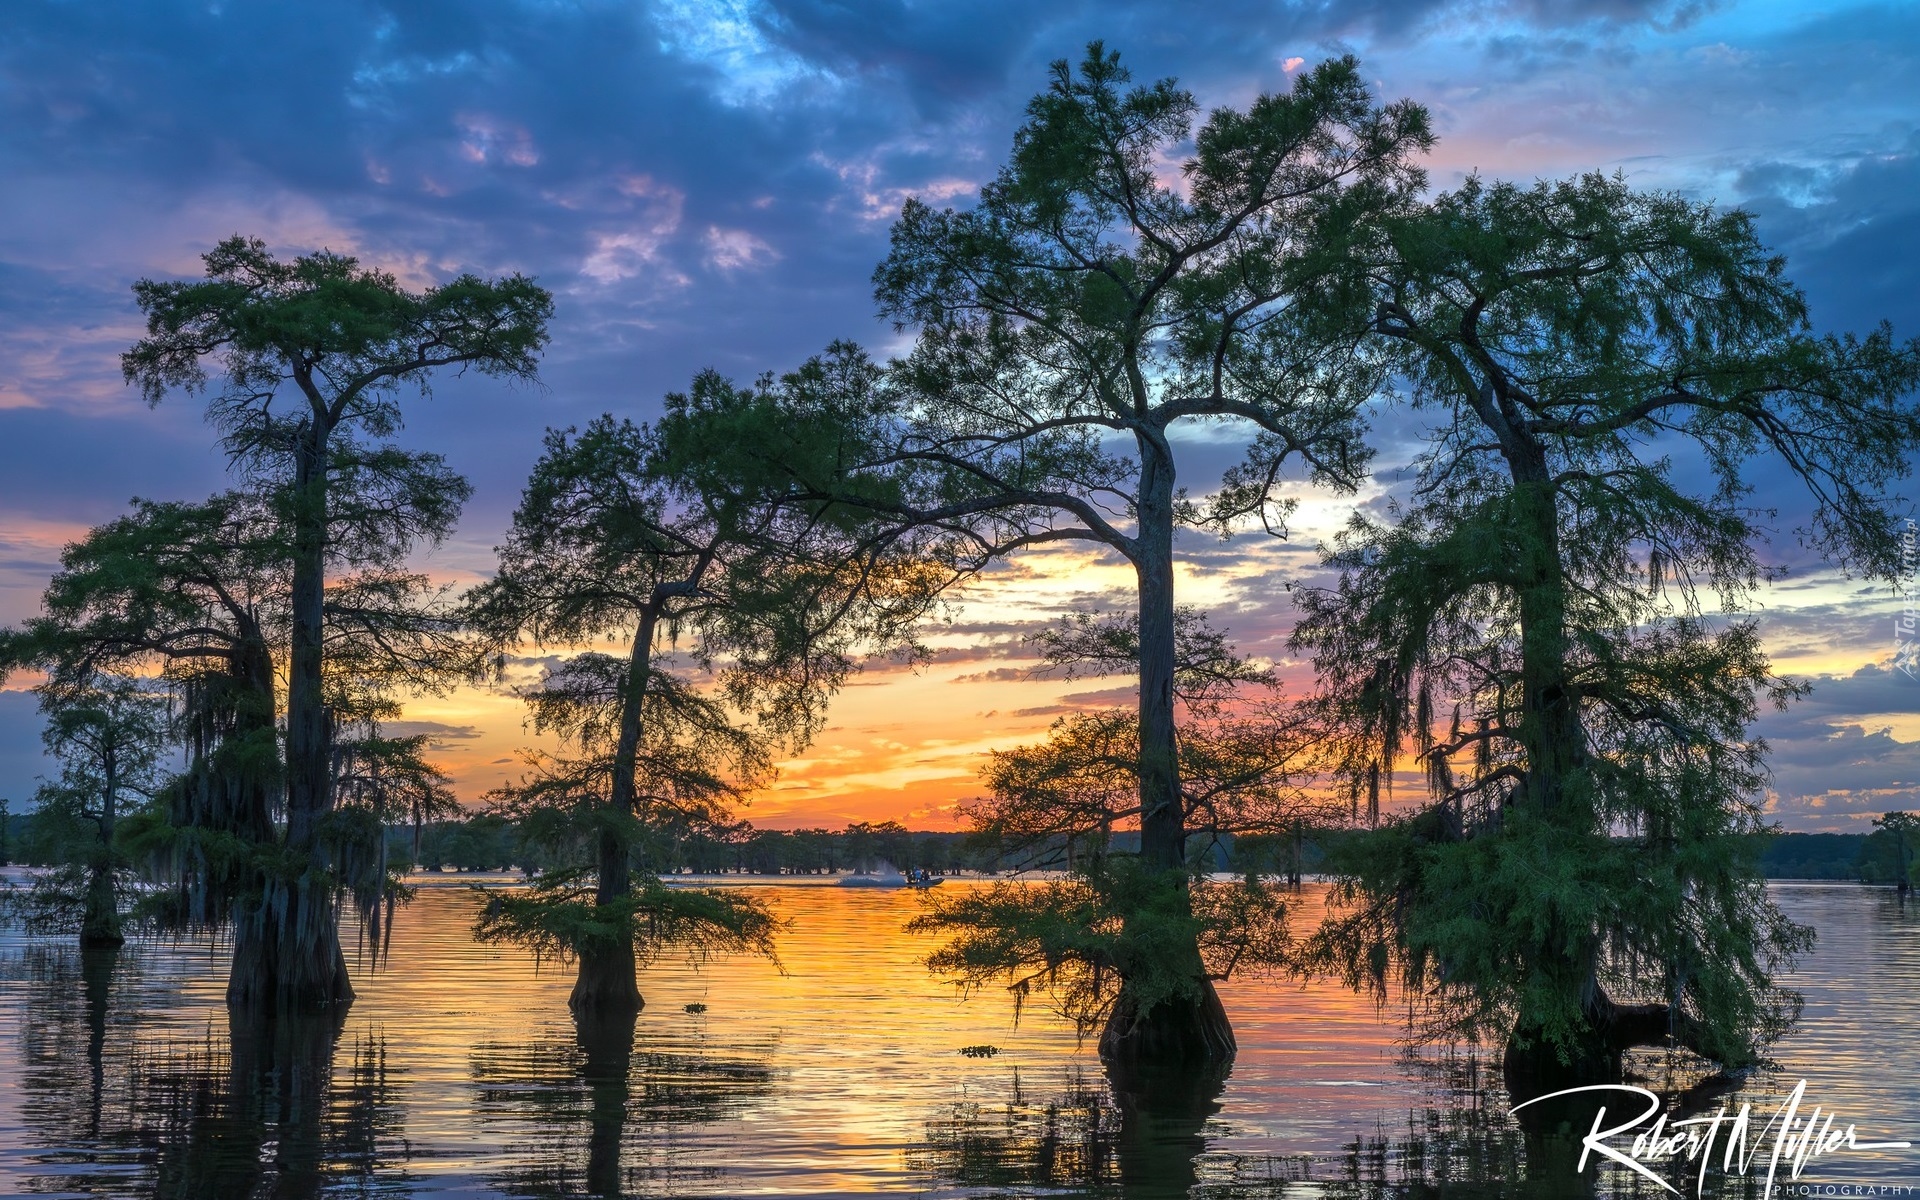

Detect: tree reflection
[912,1065,1121,1192]
[81,942,120,1141]
[4,940,414,1197]
[472,1009,776,1198]
[1314,1052,1775,1200]
[910,1049,1784,1200]
[909,1059,1226,1199]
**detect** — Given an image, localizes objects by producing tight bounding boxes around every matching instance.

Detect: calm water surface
[0,877,1913,1198]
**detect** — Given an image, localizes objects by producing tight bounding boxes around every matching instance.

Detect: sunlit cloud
[703,225,779,271]
[1,0,1916,829]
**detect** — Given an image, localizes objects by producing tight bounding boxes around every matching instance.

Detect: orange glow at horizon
[389,512,1918,834]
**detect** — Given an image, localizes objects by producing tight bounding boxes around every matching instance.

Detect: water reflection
[0,880,1912,1197]
[82,943,118,1141]
[472,1008,776,1198]
[3,941,415,1197]
[911,1065,1122,1193]
[909,1043,1843,1198]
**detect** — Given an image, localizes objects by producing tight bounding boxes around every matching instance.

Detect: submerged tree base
[1502,1031,1623,1103]
[79,865,123,948]
[569,942,644,1016]
[1098,976,1235,1066]
[226,872,355,1013]
[474,881,776,1018]
[1503,998,1721,1103]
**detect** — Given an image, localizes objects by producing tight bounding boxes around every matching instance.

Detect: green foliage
[911,859,1289,1036]
[0,491,285,674]
[472,878,780,968]
[1297,171,1920,1067]
[419,813,518,872]
[1858,812,1918,887]
[0,493,286,933]
[872,46,1431,1042]
[874,46,1429,515]
[918,609,1325,1029]
[871,46,1432,555]
[1755,832,1868,880]
[111,235,551,1004]
[332,725,461,864]
[123,235,551,464]
[17,794,99,869]
[14,673,170,940]
[467,353,940,991]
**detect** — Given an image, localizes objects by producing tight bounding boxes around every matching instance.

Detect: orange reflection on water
[0,876,1914,1198]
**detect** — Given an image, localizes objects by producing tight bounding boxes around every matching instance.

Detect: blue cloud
[1,0,1916,824]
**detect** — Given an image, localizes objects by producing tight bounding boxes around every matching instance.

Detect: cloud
[949,666,1035,684]
[455,112,540,167]
[382,720,485,749]
[1734,129,1920,338]
[703,225,780,271]
[1754,664,1920,828]
[0,0,1915,824]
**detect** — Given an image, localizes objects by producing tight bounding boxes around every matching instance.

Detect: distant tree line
[400,815,1920,892]
[398,817,1308,877]
[19,804,1911,891]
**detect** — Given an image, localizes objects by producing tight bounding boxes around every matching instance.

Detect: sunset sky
[3,0,1918,832]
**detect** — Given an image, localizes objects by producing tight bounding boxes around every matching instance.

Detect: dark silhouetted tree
[1,489,454,998]
[26,673,169,945]
[873,44,1430,1064]
[120,236,552,1011]
[1860,812,1917,898]
[912,610,1333,1043]
[468,357,941,1012]
[1,493,283,986]
[1296,173,1920,1095]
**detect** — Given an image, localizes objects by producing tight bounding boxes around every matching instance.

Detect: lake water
[0,877,1913,1198]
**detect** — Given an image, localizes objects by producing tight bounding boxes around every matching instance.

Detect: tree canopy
[1296,172,1920,1089]
[118,236,553,1011]
[468,356,945,1011]
[877,44,1432,1064]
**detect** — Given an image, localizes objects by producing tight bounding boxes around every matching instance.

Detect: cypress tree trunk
[570,609,659,1015]
[1503,458,1611,1093]
[1503,1016,1621,1100]
[80,753,123,947]
[253,426,351,1012]
[224,634,292,1008]
[1511,474,1583,816]
[1098,440,1234,1065]
[80,856,122,947]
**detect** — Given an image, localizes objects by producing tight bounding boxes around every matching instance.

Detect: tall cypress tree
[121,237,551,1011]
[26,673,168,945]
[468,352,944,1012]
[1,494,283,965]
[872,44,1429,1063]
[1296,173,1920,1093]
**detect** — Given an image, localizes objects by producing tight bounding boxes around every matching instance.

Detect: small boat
[837,871,943,889]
